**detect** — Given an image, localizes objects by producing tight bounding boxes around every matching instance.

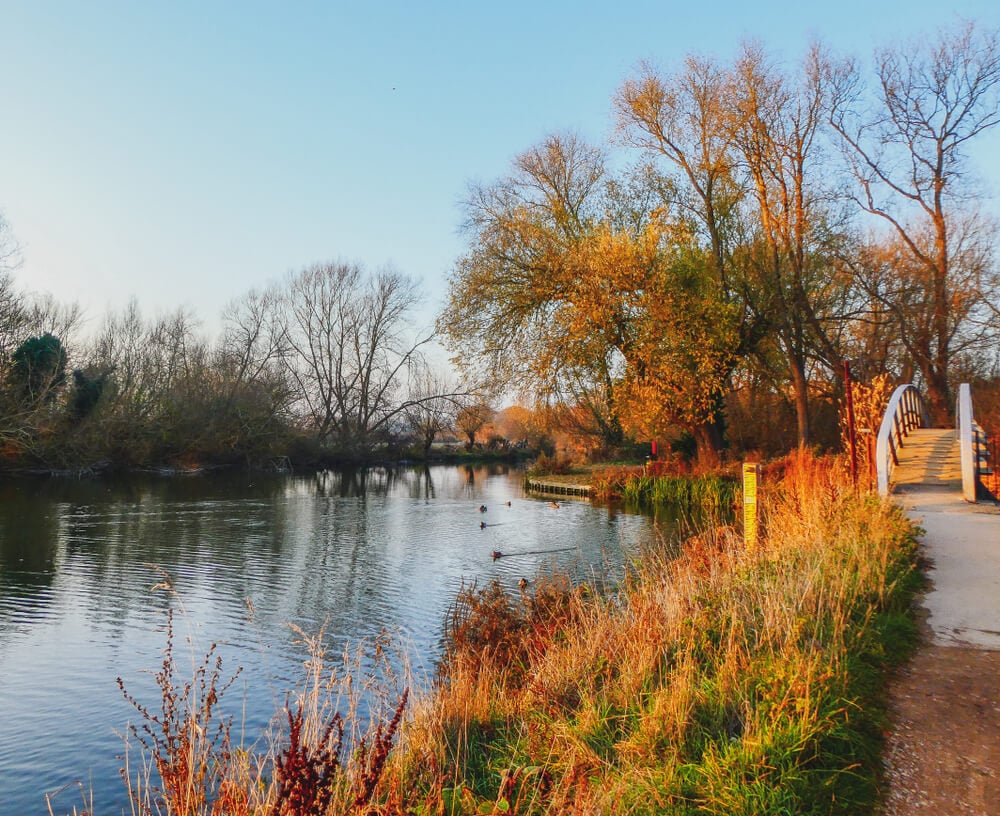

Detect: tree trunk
[692,420,724,469]
[788,355,811,447]
[599,414,626,452]
[924,368,952,426]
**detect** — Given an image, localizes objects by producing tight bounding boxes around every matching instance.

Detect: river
[0,464,663,815]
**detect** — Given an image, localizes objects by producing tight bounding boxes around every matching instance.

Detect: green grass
[592,467,739,517]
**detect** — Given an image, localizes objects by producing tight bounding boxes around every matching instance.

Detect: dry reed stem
[45,780,94,816]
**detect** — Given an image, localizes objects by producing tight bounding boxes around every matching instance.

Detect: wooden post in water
[743,462,760,550]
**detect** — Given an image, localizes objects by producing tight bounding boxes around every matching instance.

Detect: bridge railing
[957,383,984,503]
[876,384,929,497]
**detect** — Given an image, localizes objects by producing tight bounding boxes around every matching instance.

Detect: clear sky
[2,0,999,340]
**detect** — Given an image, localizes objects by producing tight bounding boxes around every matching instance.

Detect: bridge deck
[892,428,962,489]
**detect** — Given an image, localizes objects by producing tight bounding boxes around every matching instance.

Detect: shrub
[527,452,575,476]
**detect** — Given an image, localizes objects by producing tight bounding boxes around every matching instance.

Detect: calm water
[0,464,661,815]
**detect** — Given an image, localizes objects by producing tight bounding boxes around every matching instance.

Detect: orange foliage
[840,373,895,491]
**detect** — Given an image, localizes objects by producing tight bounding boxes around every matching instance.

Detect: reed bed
[116,615,413,816]
[112,450,920,815]
[591,466,739,516]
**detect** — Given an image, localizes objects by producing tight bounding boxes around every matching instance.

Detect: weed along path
[883,487,1000,814]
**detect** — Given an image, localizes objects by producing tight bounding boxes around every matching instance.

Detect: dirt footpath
[882,489,1000,815]
[881,640,1000,814]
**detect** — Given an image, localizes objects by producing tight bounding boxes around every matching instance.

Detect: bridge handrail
[876,384,929,497]
[957,383,977,502]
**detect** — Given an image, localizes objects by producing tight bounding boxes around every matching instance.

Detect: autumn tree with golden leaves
[438,134,743,464]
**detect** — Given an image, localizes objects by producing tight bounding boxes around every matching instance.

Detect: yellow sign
[743,463,760,549]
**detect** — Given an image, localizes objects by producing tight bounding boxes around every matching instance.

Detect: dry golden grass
[841,373,895,491]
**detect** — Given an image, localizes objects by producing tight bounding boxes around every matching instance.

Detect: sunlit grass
[591,464,739,516]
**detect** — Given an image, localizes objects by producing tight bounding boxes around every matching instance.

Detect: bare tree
[93,299,167,424]
[848,215,997,385]
[0,212,20,276]
[455,401,493,450]
[217,285,290,397]
[83,303,225,461]
[0,218,89,459]
[283,261,444,452]
[25,293,83,353]
[828,21,1000,422]
[404,367,461,457]
[0,214,26,361]
[145,307,206,386]
[0,273,26,365]
[212,286,296,457]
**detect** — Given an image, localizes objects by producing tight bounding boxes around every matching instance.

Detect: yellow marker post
[743,462,760,550]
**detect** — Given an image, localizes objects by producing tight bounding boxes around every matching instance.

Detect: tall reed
[592,466,739,517]
[117,615,412,816]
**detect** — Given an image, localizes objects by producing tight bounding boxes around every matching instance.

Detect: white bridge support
[956,383,980,503]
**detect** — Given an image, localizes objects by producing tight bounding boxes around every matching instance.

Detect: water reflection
[0,480,62,599]
[0,465,661,814]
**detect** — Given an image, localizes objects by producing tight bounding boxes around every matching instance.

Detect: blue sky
[2,1,999,339]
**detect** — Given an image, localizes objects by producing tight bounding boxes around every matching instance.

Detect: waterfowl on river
[479,504,487,512]
[548,501,560,509]
[492,550,502,561]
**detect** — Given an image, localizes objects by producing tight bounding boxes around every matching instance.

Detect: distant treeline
[0,259,498,471]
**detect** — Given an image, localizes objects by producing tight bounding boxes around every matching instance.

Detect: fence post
[844,361,858,488]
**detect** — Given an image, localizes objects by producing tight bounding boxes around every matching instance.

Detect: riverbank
[524,460,740,514]
[113,451,922,814]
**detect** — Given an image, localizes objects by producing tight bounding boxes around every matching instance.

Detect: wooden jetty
[525,477,592,497]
